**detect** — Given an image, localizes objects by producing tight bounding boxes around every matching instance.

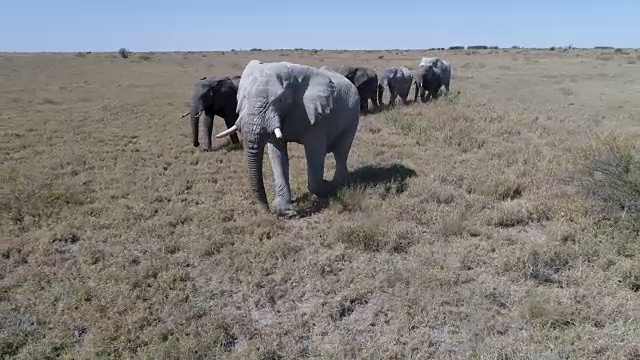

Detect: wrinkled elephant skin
[378,66,414,107]
[414,57,452,103]
[187,75,241,152]
[215,60,361,216]
[324,65,379,114]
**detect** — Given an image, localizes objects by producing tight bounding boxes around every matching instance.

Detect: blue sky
[1,1,638,52]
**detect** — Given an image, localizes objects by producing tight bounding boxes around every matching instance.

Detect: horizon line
[1,45,637,54]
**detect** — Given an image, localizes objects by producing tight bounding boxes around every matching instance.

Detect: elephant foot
[330,177,348,191]
[271,198,299,218]
[201,147,211,152]
[310,179,336,199]
[227,142,243,151]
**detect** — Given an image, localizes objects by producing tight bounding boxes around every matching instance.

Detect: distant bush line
[89,46,637,58]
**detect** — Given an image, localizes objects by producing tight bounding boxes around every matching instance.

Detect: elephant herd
[180,56,453,216]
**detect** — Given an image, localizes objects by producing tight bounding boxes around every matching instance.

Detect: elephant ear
[230,75,241,89]
[352,68,372,88]
[191,79,216,112]
[387,67,398,80]
[303,69,336,125]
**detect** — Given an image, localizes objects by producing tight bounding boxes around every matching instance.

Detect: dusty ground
[1,48,639,359]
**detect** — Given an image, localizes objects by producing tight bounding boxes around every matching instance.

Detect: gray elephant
[378,66,413,106]
[180,75,241,151]
[413,57,451,103]
[322,65,379,113]
[214,60,360,215]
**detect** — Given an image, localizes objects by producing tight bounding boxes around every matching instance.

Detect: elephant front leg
[359,96,368,114]
[420,86,428,103]
[370,91,380,112]
[223,115,240,145]
[266,140,295,214]
[430,85,440,100]
[202,111,214,152]
[399,83,411,104]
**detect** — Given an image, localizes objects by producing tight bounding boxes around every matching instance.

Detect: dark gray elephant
[322,65,379,113]
[214,60,360,216]
[180,75,241,151]
[413,57,452,103]
[378,66,413,107]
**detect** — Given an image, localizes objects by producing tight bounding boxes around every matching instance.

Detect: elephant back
[336,66,376,88]
[419,56,439,67]
[399,67,413,79]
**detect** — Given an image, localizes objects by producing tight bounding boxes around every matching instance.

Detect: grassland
[1,48,639,359]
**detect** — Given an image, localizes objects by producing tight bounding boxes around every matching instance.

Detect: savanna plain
[1,48,639,359]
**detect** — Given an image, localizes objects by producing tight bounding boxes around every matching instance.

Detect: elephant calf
[322,65,380,114]
[182,75,241,151]
[413,57,452,103]
[378,66,413,107]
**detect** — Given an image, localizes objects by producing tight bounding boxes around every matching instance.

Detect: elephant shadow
[293,162,418,217]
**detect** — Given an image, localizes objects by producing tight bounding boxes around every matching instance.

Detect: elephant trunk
[377,83,384,106]
[246,137,269,209]
[190,105,201,148]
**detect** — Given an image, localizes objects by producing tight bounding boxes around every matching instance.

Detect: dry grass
[1,49,639,359]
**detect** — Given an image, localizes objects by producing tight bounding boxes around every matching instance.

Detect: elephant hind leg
[303,136,331,198]
[330,117,359,190]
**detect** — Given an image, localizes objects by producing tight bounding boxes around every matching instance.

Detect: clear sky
[1,1,638,52]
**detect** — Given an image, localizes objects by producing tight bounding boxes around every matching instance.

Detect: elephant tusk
[180,111,190,118]
[215,125,239,138]
[274,128,283,139]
